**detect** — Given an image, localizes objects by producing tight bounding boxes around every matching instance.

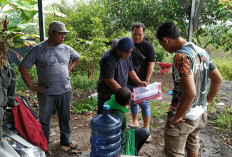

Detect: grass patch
[150,100,169,119]
[208,94,232,134]
[70,70,98,90]
[71,97,97,113]
[212,57,232,81]
[210,107,232,132]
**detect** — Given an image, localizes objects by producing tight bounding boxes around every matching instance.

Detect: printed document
[133,82,162,104]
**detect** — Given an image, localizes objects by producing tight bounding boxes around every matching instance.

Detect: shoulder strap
[7,68,17,107]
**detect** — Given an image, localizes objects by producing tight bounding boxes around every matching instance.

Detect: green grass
[211,107,232,132]
[70,70,98,90]
[71,97,97,113]
[212,57,232,81]
[150,100,170,119]
[11,63,37,91]
[208,93,232,134]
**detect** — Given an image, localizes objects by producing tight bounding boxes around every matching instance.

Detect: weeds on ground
[211,107,232,132]
[70,70,98,90]
[71,97,97,113]
[162,84,169,92]
[150,100,169,119]
[208,94,232,134]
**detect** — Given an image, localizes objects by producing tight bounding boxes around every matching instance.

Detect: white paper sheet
[133,82,162,104]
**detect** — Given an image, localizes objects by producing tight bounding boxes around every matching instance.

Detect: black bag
[131,47,147,75]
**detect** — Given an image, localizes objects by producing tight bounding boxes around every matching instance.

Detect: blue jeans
[127,84,151,116]
[37,90,72,146]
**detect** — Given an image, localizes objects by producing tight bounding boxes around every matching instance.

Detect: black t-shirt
[128,40,155,85]
[98,48,133,95]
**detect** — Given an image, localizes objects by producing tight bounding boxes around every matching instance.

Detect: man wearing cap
[127,22,155,142]
[97,37,147,114]
[19,21,80,150]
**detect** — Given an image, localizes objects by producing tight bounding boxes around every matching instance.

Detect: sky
[43,0,75,5]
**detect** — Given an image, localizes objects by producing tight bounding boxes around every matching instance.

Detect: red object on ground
[157,62,172,75]
[12,96,48,151]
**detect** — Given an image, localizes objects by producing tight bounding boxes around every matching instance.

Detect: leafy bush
[11,63,34,91]
[155,44,174,63]
[65,37,109,79]
[71,97,97,113]
[213,57,232,81]
[70,69,98,90]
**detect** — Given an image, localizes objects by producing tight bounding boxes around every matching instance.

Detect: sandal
[145,135,152,143]
[60,142,78,150]
[67,142,78,149]
[127,124,139,129]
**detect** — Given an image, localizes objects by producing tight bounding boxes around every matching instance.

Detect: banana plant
[0,0,66,68]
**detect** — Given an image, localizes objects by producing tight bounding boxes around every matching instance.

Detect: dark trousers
[37,90,72,146]
[135,128,150,155]
[97,92,111,114]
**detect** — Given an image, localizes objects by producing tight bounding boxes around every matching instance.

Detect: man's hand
[167,115,185,128]
[145,79,150,84]
[29,85,46,93]
[137,81,147,87]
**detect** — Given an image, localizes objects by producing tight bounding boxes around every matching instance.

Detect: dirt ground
[45,72,232,157]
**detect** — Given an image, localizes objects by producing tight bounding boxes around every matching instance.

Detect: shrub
[213,57,232,81]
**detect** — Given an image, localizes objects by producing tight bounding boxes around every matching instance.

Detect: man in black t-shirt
[127,23,155,142]
[97,37,147,114]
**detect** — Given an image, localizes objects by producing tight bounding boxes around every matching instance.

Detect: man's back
[171,42,216,120]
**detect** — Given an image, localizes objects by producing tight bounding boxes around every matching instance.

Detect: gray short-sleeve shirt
[21,40,80,95]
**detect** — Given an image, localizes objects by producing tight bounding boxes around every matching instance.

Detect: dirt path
[46,72,232,157]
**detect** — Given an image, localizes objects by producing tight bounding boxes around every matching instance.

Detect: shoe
[60,142,78,151]
[67,142,78,149]
[145,135,152,143]
[127,124,139,129]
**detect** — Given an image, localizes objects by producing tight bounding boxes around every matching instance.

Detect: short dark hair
[115,87,131,106]
[131,22,145,32]
[48,30,56,37]
[156,21,181,40]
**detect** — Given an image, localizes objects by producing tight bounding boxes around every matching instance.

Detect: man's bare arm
[68,59,80,73]
[169,76,196,125]
[145,62,155,84]
[128,70,147,86]
[207,69,223,103]
[18,65,46,92]
[104,79,121,91]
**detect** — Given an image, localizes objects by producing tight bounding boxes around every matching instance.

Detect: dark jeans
[97,92,111,114]
[135,128,150,155]
[37,90,72,146]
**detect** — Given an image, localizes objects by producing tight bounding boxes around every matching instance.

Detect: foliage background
[0,0,231,136]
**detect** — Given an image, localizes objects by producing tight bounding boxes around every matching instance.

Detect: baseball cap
[117,37,134,53]
[49,21,69,33]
